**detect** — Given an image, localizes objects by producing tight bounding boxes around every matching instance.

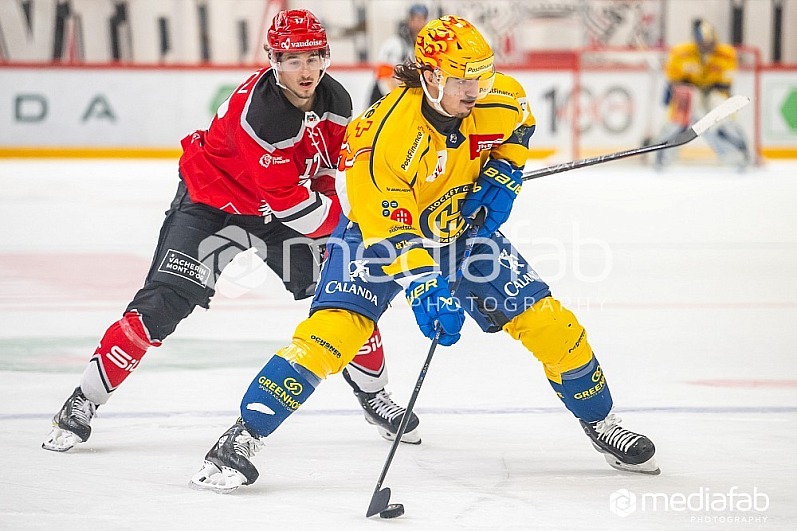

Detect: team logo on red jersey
[304,111,320,128]
[259,154,290,168]
[469,133,504,159]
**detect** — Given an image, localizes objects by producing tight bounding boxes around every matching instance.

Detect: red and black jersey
[178,68,351,238]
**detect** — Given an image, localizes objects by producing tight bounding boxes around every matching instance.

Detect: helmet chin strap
[419,71,453,117]
[272,67,327,100]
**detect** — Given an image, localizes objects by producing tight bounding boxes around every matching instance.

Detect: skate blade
[189,461,247,493]
[600,451,661,475]
[42,425,83,452]
[376,426,422,445]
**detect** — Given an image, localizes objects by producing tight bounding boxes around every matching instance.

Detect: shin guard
[548,356,612,423]
[81,311,160,404]
[240,354,318,438]
[504,297,612,422]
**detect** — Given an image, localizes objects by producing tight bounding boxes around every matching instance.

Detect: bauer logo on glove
[460,158,523,238]
[482,164,522,193]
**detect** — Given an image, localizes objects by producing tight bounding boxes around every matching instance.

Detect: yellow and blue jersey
[665,42,737,93]
[336,72,536,280]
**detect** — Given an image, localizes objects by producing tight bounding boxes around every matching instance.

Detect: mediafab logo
[610,487,769,518]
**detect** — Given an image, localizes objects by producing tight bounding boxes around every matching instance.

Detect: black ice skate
[42,387,99,452]
[580,413,660,475]
[189,418,264,493]
[354,389,422,445]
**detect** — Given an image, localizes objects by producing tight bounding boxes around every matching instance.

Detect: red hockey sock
[81,311,160,402]
[351,326,385,373]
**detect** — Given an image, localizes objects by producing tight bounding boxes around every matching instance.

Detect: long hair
[393,59,432,88]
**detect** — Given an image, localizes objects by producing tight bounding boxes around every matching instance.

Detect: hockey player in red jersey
[190,14,658,494]
[42,9,420,453]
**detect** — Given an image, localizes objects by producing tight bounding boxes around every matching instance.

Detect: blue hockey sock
[548,356,613,423]
[240,355,318,437]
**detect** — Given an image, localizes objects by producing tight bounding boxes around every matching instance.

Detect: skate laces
[231,426,264,459]
[68,392,97,426]
[367,390,404,422]
[593,414,641,453]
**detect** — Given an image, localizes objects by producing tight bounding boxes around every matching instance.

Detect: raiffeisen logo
[280,38,325,50]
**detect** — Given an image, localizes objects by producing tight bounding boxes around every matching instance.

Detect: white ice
[1,159,795,529]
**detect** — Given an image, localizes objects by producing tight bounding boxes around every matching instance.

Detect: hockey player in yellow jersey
[655,18,751,169]
[190,15,659,493]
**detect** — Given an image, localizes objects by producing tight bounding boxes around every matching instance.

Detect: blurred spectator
[367,3,429,106]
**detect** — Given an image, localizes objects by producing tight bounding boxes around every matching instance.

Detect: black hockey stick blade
[367,487,392,517]
[522,94,750,181]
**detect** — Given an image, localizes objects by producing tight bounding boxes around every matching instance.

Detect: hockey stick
[366,221,482,519]
[522,95,750,181]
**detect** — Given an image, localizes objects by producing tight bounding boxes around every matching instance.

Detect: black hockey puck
[379,503,405,519]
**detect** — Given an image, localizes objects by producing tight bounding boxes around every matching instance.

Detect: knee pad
[503,297,613,422]
[240,355,319,437]
[126,283,197,341]
[503,297,593,380]
[282,309,375,380]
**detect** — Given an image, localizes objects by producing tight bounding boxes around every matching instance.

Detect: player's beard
[292,77,317,99]
[452,100,477,119]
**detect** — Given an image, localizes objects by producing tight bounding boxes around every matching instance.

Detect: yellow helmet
[415,15,494,81]
[693,19,717,54]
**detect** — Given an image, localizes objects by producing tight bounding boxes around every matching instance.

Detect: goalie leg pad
[80,311,161,405]
[654,122,686,168]
[240,354,318,438]
[503,297,612,422]
[702,121,751,168]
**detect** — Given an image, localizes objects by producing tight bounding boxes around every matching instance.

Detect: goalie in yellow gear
[655,18,752,169]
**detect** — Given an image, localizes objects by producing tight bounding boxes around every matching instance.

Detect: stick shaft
[522,94,749,181]
[367,225,479,513]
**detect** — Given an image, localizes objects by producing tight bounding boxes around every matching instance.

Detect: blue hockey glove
[405,273,465,346]
[460,158,523,238]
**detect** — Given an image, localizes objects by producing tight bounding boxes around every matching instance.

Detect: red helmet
[266,10,328,56]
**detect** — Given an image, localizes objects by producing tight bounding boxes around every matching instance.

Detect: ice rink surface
[1,159,795,529]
